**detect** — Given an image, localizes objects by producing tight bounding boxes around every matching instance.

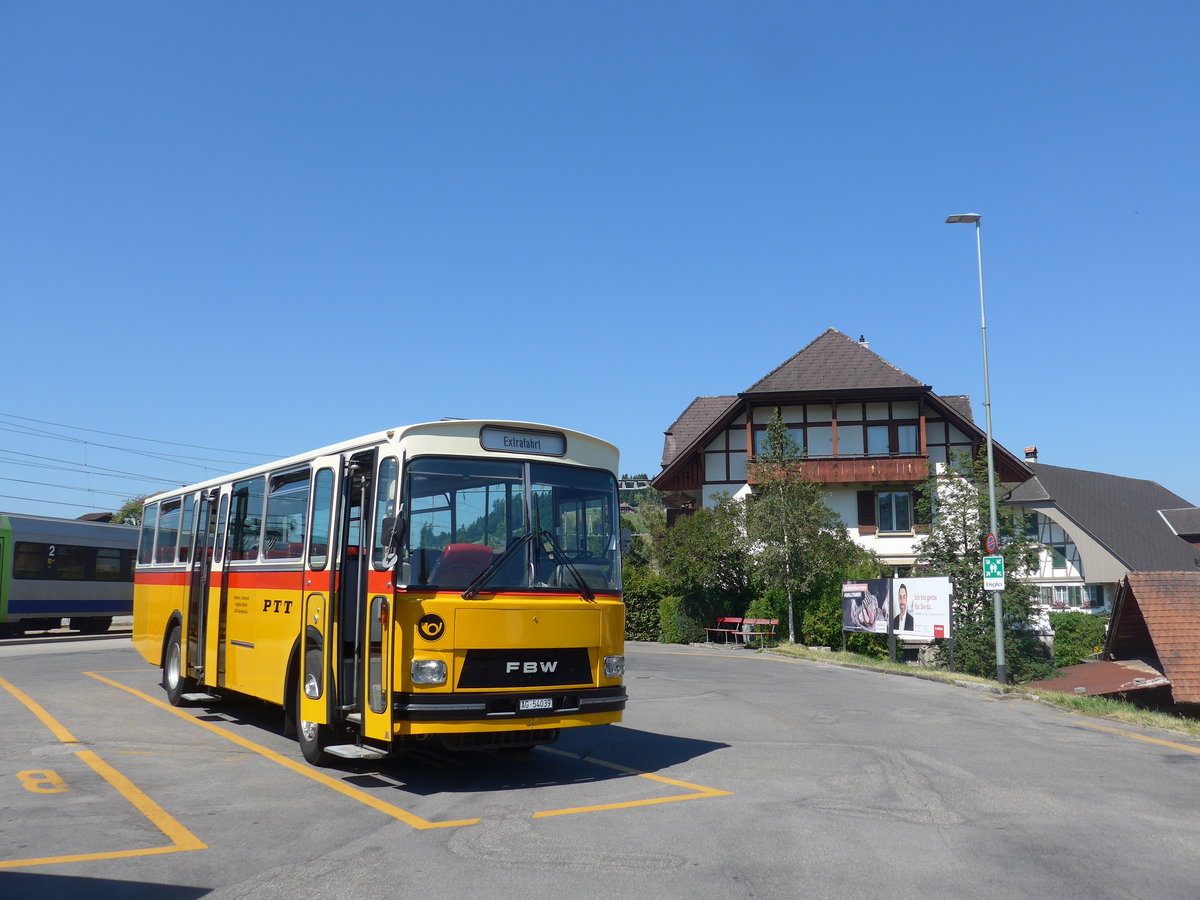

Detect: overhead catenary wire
[0,476,141,499]
[0,422,268,470]
[0,448,188,484]
[0,493,118,513]
[0,411,283,516]
[0,411,281,457]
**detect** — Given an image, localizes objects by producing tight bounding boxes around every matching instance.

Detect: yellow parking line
[0,673,79,744]
[84,672,479,831]
[0,676,206,869]
[1041,711,1200,755]
[533,746,731,818]
[88,671,733,826]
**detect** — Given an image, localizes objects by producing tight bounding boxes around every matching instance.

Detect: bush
[623,566,669,641]
[659,595,705,644]
[745,591,787,643]
[1050,612,1109,669]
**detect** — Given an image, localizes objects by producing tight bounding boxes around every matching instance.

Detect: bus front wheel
[162,625,195,706]
[297,649,333,765]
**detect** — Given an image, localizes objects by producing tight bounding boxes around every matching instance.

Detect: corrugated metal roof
[1025,659,1169,696]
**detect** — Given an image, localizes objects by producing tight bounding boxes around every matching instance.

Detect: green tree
[651,497,752,627]
[745,412,866,643]
[1049,612,1109,669]
[112,494,149,526]
[621,564,670,641]
[916,451,1051,682]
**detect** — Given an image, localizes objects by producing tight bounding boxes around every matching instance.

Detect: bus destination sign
[480,426,566,457]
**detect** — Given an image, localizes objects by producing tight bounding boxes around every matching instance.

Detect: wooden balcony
[750,455,930,486]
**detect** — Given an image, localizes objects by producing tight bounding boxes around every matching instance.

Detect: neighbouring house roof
[1107,572,1200,705]
[659,395,738,468]
[1162,507,1200,540]
[937,394,975,424]
[745,329,928,393]
[1007,464,1200,572]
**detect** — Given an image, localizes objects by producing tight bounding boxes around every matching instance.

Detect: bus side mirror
[620,528,632,555]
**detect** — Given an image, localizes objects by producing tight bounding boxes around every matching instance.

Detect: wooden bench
[704,617,780,647]
[740,618,779,648]
[704,617,744,644]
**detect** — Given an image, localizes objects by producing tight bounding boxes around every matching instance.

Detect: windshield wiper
[539,529,596,601]
[461,532,534,600]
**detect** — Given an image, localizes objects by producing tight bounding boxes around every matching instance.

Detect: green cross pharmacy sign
[983,554,1005,591]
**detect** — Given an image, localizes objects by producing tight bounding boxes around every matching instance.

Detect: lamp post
[945,212,1006,684]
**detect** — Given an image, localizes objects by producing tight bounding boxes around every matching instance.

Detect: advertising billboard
[842,576,952,639]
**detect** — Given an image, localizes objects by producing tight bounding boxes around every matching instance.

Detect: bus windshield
[401,457,620,594]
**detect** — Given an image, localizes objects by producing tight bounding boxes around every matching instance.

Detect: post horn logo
[417,614,445,641]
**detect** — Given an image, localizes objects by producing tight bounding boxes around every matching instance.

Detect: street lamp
[945,212,1006,684]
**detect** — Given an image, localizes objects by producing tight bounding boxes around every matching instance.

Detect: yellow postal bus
[133,420,626,764]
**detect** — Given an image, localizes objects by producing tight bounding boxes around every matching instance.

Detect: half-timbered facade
[651,329,1031,569]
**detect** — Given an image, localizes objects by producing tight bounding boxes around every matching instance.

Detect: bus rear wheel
[162,625,195,706]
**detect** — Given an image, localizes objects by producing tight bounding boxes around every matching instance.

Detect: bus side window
[138,503,159,566]
[264,469,310,559]
[155,500,182,564]
[214,493,230,564]
[178,494,196,563]
[373,457,399,569]
[309,468,334,570]
[229,477,266,562]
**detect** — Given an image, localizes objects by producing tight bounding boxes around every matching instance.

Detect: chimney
[1025,446,1038,463]
[858,334,869,349]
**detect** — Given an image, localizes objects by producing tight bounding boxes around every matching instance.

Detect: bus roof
[144,420,620,503]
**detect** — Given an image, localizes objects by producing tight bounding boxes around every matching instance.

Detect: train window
[13,542,47,579]
[53,544,87,580]
[12,542,132,582]
[139,503,159,566]
[229,476,266,562]
[264,469,310,560]
[155,499,182,564]
[96,547,133,581]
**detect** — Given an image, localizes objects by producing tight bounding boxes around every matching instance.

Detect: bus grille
[457,648,592,688]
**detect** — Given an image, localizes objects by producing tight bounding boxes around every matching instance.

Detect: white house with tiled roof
[651,329,1031,570]
[1007,456,1200,613]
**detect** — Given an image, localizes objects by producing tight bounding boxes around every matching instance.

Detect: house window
[866,425,890,457]
[877,491,912,533]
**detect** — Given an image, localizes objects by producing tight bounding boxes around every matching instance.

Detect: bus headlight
[603,655,625,678]
[411,659,447,685]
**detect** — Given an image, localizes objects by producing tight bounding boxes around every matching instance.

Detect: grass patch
[766,642,1200,740]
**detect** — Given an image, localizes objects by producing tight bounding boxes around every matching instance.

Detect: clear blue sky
[3,2,1197,518]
